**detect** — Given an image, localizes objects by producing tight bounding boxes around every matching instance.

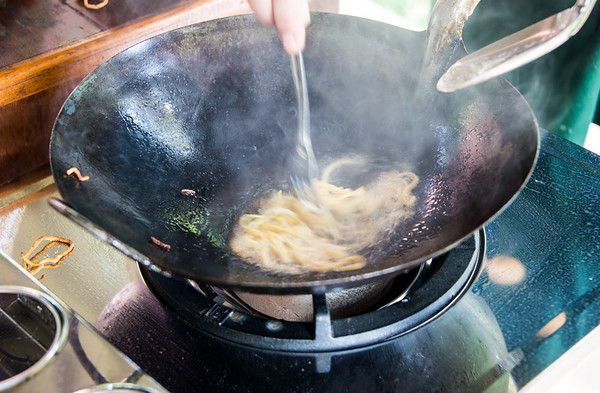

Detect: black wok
[49,13,538,293]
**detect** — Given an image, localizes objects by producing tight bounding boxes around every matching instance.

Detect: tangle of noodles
[229,159,419,274]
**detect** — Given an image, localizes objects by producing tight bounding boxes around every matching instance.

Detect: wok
[49,13,538,293]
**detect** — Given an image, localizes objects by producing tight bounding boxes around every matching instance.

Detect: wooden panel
[0,165,53,212]
[0,79,81,185]
[0,0,249,107]
[0,0,102,68]
[64,0,191,29]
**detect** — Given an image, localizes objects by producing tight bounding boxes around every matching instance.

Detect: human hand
[247,0,311,55]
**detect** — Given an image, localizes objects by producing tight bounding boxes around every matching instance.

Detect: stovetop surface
[479,129,600,385]
[1,129,599,392]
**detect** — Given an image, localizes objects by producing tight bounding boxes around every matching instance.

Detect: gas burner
[140,229,484,353]
[195,261,424,322]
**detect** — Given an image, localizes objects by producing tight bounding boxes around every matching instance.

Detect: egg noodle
[230,159,419,274]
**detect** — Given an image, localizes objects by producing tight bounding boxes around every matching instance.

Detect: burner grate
[140,230,484,353]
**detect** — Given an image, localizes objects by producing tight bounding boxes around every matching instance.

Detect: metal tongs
[437,0,597,93]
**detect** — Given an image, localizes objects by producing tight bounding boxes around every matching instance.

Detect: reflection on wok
[50,13,538,293]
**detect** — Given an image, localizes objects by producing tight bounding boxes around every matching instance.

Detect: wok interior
[50,13,538,293]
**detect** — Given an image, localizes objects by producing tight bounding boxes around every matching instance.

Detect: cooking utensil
[437,0,597,93]
[49,13,538,293]
[289,52,318,195]
[418,0,481,97]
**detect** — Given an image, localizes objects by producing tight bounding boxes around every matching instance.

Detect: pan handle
[437,0,597,92]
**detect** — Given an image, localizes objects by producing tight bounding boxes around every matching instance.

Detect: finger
[273,0,310,55]
[247,0,275,26]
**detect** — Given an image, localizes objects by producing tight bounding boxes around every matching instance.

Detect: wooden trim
[0,165,52,201]
[0,0,250,107]
[0,183,57,217]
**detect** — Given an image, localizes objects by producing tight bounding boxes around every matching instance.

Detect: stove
[1,129,599,392]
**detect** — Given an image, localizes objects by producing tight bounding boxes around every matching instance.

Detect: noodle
[21,236,74,276]
[150,236,171,251]
[230,159,419,274]
[65,167,90,188]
